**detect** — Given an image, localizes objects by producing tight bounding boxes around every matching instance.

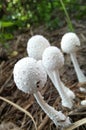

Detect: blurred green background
[0,0,86,44]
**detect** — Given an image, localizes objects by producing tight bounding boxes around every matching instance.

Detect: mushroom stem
[34,91,71,127]
[47,69,75,99]
[52,70,74,109]
[70,52,86,83]
[61,82,75,99]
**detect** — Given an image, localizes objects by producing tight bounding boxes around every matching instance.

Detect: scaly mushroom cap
[61,32,80,53]
[42,46,64,71]
[13,57,47,94]
[27,35,50,60]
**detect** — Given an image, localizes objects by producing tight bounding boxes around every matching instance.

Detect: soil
[0,21,86,130]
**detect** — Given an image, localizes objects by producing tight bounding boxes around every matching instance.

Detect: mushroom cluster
[27,35,75,109]
[13,33,85,128]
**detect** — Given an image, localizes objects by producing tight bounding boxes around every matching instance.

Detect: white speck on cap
[42,46,64,71]
[27,35,50,60]
[61,32,80,53]
[13,57,47,94]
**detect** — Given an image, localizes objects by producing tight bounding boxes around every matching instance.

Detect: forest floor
[0,21,86,130]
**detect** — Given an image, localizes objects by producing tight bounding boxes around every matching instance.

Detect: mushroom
[13,57,71,127]
[27,35,50,60]
[27,34,75,99]
[61,32,86,83]
[42,46,74,109]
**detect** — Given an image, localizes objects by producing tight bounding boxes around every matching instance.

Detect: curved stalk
[34,91,71,127]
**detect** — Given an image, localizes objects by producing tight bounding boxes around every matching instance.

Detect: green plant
[60,0,74,32]
[0,0,85,46]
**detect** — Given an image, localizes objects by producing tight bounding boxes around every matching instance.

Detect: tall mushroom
[42,46,74,109]
[27,34,75,99]
[61,32,86,83]
[61,32,86,93]
[13,57,71,128]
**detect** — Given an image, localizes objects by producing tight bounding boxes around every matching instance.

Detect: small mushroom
[42,46,74,109]
[13,57,71,128]
[61,32,86,83]
[27,35,50,60]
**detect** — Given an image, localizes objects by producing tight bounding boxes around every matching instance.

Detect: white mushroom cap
[42,46,64,71]
[13,57,47,94]
[27,35,50,60]
[61,32,80,53]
